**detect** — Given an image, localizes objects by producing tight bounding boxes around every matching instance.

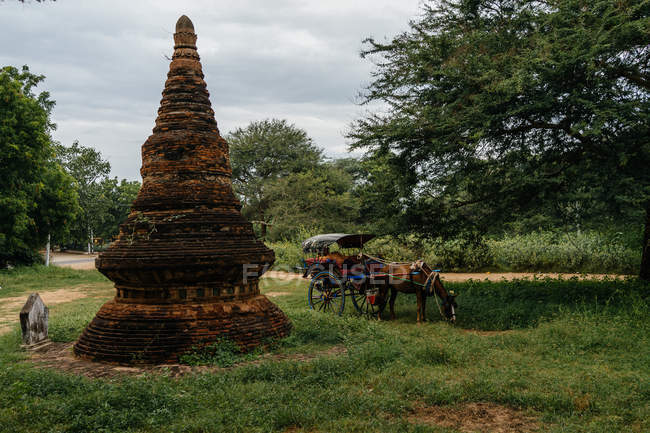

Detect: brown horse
[361,256,457,323]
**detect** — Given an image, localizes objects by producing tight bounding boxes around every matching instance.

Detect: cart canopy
[301,233,376,253]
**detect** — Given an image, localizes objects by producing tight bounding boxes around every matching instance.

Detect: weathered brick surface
[74,15,291,364]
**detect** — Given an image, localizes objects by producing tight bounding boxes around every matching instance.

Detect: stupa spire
[73,16,291,364]
[173,15,198,56]
[175,15,194,33]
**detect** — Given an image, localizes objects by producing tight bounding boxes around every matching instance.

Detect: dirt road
[263,270,626,282]
[50,254,626,281]
[49,252,97,270]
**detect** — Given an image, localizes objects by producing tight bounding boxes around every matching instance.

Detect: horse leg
[377,286,390,321]
[421,289,427,322]
[415,288,423,324]
[389,286,397,320]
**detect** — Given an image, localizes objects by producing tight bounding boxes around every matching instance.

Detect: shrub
[267,230,640,274]
[488,231,640,274]
[179,339,247,367]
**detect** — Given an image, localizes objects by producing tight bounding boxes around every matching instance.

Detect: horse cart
[299,233,457,323]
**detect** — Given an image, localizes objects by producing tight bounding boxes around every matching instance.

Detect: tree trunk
[87,224,92,254]
[259,210,267,239]
[45,233,51,266]
[641,203,650,281]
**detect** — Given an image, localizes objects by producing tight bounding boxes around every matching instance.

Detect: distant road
[50,252,97,270]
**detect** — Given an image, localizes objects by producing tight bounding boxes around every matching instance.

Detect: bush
[179,339,248,367]
[423,236,494,271]
[266,239,304,272]
[488,231,640,274]
[267,230,641,274]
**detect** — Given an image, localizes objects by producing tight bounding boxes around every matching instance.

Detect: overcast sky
[1,0,423,180]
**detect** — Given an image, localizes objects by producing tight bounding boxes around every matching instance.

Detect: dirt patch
[283,427,317,433]
[0,288,88,308]
[264,271,303,280]
[0,288,90,335]
[440,272,625,282]
[56,261,96,270]
[264,270,626,282]
[265,291,292,297]
[28,342,347,379]
[409,402,539,433]
[48,252,98,270]
[462,329,515,337]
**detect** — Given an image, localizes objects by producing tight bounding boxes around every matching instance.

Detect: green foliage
[228,119,324,237]
[269,230,641,274]
[54,142,140,249]
[54,140,111,248]
[35,162,80,244]
[228,120,366,241]
[266,227,330,271]
[179,339,249,367]
[350,0,650,276]
[354,152,407,235]
[489,231,641,273]
[264,163,361,241]
[0,65,78,266]
[0,70,139,257]
[427,236,494,271]
[95,177,140,241]
[266,239,304,271]
[54,141,111,191]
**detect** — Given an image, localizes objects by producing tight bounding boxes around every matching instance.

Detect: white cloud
[1,0,422,179]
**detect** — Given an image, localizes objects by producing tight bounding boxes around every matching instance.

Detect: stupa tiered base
[74,296,290,364]
[73,15,291,364]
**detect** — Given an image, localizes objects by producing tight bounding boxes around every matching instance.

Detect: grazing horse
[361,256,457,323]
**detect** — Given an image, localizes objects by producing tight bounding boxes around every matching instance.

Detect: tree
[353,152,409,235]
[264,164,360,240]
[34,161,80,248]
[0,65,78,266]
[55,141,111,252]
[228,119,323,238]
[96,177,140,242]
[350,0,650,278]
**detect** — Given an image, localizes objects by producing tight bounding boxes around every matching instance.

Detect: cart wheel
[351,287,387,319]
[308,271,345,316]
[348,285,366,314]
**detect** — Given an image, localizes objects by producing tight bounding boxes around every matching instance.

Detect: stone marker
[73,15,291,364]
[20,293,51,350]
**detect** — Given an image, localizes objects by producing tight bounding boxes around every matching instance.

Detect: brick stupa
[74,15,291,364]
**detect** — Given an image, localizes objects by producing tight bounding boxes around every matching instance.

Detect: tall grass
[268,230,641,274]
[487,231,639,273]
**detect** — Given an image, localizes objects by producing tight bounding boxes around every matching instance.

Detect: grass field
[0,267,648,432]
